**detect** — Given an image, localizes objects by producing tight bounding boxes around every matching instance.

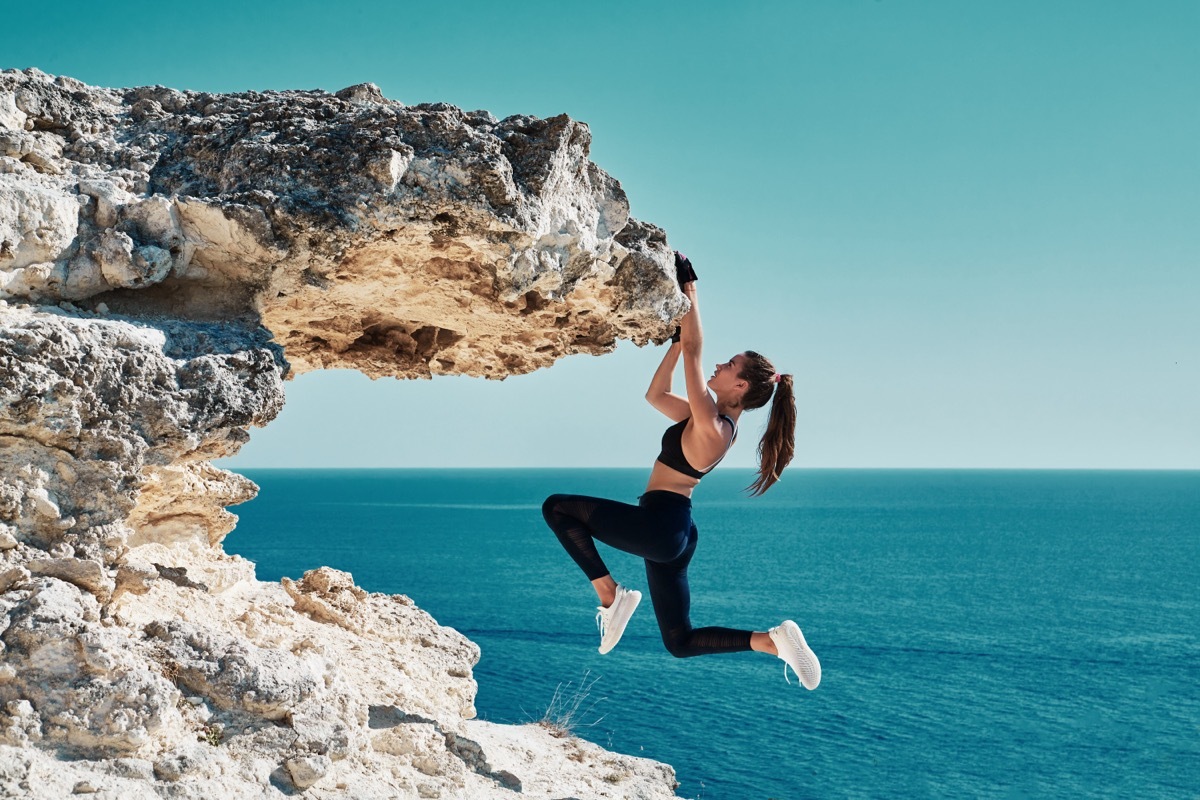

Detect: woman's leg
[542,494,619,583]
[750,632,779,654]
[543,493,671,653]
[645,523,754,658]
[545,494,817,678]
[542,493,687,593]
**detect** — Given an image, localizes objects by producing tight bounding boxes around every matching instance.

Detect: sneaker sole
[598,591,641,654]
[776,620,821,690]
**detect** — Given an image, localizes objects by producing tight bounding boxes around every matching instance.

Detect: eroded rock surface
[0,69,681,798]
[0,67,685,379]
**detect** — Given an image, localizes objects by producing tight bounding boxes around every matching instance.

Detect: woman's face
[708,352,749,396]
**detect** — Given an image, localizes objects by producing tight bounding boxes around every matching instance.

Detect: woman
[542,253,821,690]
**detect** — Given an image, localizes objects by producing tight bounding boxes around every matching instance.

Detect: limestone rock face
[0,69,681,798]
[0,67,685,379]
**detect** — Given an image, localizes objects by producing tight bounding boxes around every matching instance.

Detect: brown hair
[737,351,796,496]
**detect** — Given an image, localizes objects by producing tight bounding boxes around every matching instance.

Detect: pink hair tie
[771,373,782,384]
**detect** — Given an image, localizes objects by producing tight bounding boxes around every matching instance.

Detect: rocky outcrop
[0,68,683,798]
[0,67,684,378]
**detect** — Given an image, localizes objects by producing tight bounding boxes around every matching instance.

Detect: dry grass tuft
[533,671,606,738]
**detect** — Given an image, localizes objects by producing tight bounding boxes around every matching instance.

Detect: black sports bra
[656,414,737,479]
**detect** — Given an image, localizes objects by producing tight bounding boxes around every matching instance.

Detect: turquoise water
[224,469,1200,799]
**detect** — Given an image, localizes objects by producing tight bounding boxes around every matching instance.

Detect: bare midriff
[644,459,702,498]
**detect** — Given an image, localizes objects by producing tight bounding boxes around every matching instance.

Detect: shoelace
[596,590,622,637]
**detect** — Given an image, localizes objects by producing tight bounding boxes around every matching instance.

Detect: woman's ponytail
[747,374,796,496]
[737,352,797,496]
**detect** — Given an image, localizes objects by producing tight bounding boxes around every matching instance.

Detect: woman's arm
[678,282,722,429]
[645,341,691,421]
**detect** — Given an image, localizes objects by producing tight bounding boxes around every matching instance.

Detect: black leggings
[542,490,753,658]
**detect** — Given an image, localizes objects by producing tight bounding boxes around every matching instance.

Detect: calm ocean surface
[223,469,1199,799]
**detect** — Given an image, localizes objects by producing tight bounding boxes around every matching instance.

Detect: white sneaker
[596,585,641,654]
[769,620,821,690]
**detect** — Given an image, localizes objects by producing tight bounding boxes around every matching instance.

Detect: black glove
[674,250,698,286]
[670,326,681,344]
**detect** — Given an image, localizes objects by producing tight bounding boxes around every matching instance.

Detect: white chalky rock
[28,487,60,519]
[286,754,331,790]
[0,179,80,273]
[0,68,682,799]
[0,566,29,592]
[0,92,27,130]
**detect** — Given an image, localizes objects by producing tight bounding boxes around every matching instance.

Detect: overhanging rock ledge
[0,68,683,799]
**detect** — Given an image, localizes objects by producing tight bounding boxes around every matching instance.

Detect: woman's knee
[542,494,566,523]
[661,632,694,659]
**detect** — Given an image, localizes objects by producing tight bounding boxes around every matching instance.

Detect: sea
[222,468,1200,800]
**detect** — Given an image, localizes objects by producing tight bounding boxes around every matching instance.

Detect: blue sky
[9,0,1197,468]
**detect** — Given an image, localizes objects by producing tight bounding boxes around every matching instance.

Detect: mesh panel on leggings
[542,495,611,581]
[661,624,754,658]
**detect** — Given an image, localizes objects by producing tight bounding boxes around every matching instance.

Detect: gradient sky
[8,0,1197,468]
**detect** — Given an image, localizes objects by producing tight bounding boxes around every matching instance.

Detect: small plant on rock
[534,670,606,738]
[198,723,223,746]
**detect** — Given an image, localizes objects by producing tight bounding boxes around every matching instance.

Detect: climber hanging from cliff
[541,251,821,690]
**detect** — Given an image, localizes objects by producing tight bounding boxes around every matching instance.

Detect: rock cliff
[0,68,683,798]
